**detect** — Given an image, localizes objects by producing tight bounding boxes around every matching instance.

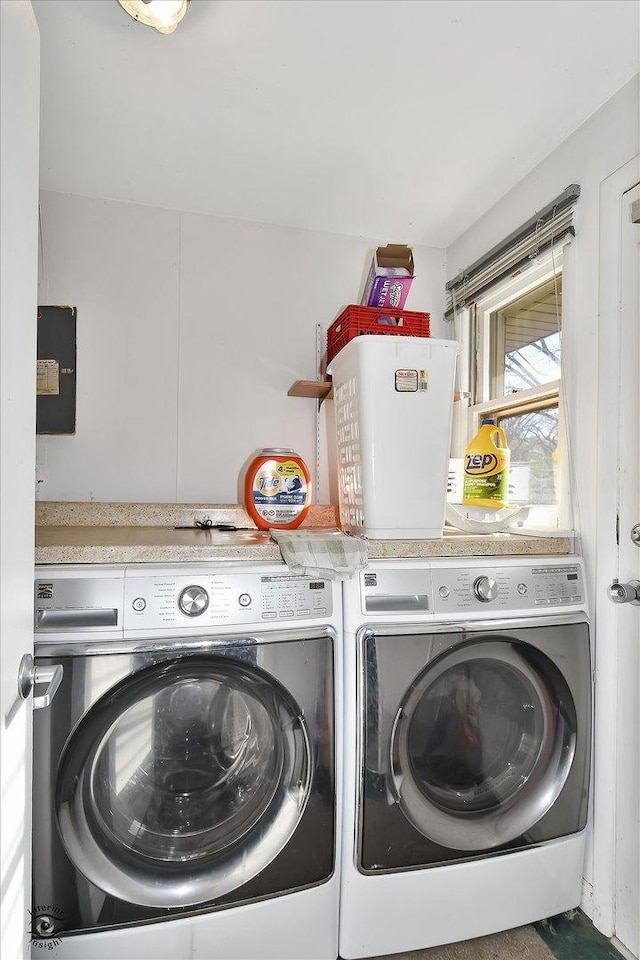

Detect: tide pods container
[327,336,458,538]
[245,448,312,530]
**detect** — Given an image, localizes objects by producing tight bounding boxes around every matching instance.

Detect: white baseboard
[611,936,638,960]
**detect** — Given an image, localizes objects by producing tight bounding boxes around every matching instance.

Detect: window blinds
[445,184,579,321]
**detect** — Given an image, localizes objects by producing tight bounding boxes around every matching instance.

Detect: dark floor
[534,911,627,960]
[352,911,626,960]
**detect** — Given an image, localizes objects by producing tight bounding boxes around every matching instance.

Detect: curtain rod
[446,184,580,293]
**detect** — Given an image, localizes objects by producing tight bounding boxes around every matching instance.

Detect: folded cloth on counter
[270,528,368,580]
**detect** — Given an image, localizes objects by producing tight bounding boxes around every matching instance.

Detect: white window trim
[471,380,561,432]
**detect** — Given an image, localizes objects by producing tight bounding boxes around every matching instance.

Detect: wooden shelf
[289,382,467,402]
[288,380,333,400]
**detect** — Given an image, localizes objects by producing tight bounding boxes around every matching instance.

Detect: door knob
[608,579,640,605]
[17,655,63,708]
[18,653,35,699]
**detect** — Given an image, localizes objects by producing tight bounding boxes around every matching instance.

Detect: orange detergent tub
[244,448,312,530]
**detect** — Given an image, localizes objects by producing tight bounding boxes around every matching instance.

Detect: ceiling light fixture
[117,0,190,35]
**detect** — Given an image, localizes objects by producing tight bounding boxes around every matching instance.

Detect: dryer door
[55,655,312,908]
[389,637,577,850]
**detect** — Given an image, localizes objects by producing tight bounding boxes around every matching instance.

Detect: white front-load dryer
[32,562,342,960]
[339,556,591,959]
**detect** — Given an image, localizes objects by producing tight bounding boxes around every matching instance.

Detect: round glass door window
[391,640,577,851]
[56,657,311,907]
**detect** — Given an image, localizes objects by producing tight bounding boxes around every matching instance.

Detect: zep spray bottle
[462,419,510,514]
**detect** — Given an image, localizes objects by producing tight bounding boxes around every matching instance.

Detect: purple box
[361,244,415,310]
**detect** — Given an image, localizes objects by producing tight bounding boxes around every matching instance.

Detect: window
[490,277,561,395]
[445,186,578,531]
[456,250,565,528]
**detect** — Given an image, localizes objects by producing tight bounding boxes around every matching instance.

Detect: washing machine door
[388,636,579,851]
[55,655,311,908]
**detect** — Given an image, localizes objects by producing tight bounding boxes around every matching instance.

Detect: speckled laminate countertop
[35,503,574,564]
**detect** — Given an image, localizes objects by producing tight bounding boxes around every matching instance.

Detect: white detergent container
[327,336,459,539]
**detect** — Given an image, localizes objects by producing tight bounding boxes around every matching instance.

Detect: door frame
[0,4,40,959]
[591,155,640,949]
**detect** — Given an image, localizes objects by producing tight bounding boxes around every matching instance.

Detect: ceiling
[33,0,639,248]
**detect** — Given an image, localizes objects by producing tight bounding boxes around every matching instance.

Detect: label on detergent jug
[463,454,508,501]
[462,420,510,509]
[245,449,311,530]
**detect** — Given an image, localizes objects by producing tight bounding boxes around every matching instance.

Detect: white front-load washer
[339,556,591,959]
[32,562,342,960]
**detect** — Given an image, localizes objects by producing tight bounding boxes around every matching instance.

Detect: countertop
[35,502,574,564]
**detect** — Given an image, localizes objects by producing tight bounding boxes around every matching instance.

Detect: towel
[270,528,368,580]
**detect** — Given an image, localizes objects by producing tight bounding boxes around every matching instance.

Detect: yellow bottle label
[462,426,510,509]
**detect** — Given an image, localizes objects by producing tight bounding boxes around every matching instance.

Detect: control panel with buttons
[123,572,332,629]
[359,562,585,618]
[430,563,584,614]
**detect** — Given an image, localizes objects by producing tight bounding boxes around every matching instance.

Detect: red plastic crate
[327,305,430,365]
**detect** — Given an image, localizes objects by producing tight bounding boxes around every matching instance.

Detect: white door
[0,3,40,959]
[593,160,640,959]
[613,179,640,960]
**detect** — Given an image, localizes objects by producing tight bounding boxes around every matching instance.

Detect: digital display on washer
[530,565,584,605]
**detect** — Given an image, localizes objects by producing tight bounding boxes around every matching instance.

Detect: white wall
[37,192,446,503]
[1,3,40,959]
[446,76,639,910]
